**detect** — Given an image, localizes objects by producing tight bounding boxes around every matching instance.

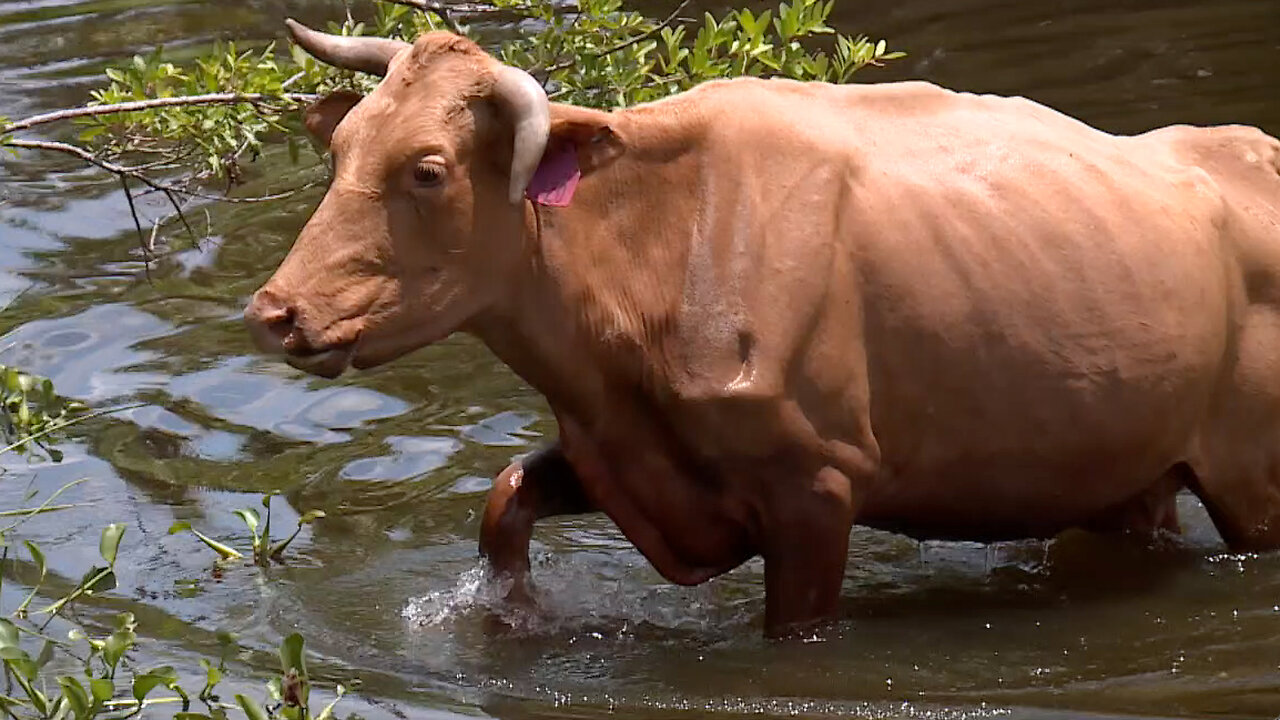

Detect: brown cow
[244,19,1280,638]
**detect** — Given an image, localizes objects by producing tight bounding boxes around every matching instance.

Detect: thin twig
[545,0,691,74]
[0,479,91,535]
[7,139,148,175]
[0,93,315,135]
[6,139,319,204]
[118,175,149,260]
[0,504,84,518]
[147,220,161,254]
[160,187,196,240]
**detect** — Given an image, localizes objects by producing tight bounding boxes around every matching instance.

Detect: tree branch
[7,137,322,266]
[1,93,316,136]
[6,139,318,203]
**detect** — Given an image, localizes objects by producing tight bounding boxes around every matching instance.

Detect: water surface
[2,0,1279,718]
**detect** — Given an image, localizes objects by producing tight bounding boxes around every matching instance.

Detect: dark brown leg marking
[479,441,594,602]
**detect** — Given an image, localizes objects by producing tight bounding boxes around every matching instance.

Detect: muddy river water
[1,0,1279,718]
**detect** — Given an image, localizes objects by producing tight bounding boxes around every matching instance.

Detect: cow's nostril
[245,289,298,349]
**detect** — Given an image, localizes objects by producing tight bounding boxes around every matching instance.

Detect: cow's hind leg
[1187,304,1280,552]
[1184,460,1280,552]
[479,441,594,602]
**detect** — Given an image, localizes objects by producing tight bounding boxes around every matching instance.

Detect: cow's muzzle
[244,288,356,379]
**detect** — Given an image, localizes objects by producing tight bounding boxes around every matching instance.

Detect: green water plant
[3,525,345,719]
[0,365,89,461]
[0,370,346,720]
[169,493,326,566]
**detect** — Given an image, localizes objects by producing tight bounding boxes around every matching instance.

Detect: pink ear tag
[525,142,581,207]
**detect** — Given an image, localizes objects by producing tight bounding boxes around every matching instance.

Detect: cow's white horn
[490,64,551,205]
[285,18,409,77]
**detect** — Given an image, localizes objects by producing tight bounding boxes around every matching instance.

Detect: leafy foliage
[82,42,304,182]
[0,365,87,460]
[492,0,904,106]
[64,0,899,183]
[1,498,343,720]
[1,597,339,719]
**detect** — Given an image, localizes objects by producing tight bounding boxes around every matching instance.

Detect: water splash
[401,555,757,637]
[402,564,504,628]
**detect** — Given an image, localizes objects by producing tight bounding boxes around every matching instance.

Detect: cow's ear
[303,90,364,149]
[525,107,624,207]
[550,112,625,173]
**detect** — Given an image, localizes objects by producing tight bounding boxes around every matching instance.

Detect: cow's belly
[851,149,1234,538]
[858,451,1191,542]
[857,309,1224,537]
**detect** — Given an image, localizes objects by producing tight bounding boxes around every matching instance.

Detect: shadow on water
[1,0,1279,718]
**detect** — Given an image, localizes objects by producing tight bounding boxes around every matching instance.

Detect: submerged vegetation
[0,386,343,717]
[0,362,341,718]
[170,493,326,566]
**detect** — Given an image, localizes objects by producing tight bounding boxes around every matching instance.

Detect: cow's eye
[413,156,447,186]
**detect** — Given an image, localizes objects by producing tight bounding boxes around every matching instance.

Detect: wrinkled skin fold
[244,20,1280,638]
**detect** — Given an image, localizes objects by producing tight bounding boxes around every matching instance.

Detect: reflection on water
[1,0,1279,718]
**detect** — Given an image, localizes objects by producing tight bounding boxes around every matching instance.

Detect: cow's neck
[473,105,707,434]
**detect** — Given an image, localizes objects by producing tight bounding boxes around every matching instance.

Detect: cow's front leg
[479,441,594,603]
[761,465,858,639]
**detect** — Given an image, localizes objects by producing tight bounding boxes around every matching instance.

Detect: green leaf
[235,694,269,720]
[56,676,89,719]
[35,640,54,670]
[100,523,126,565]
[279,632,306,677]
[198,657,223,699]
[298,510,326,524]
[0,646,32,664]
[233,509,260,537]
[10,670,46,714]
[89,678,113,704]
[0,619,19,649]
[102,627,135,670]
[82,566,116,594]
[24,541,45,577]
[132,666,178,702]
[169,521,244,560]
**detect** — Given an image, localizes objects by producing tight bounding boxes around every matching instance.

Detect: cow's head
[244,20,613,378]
